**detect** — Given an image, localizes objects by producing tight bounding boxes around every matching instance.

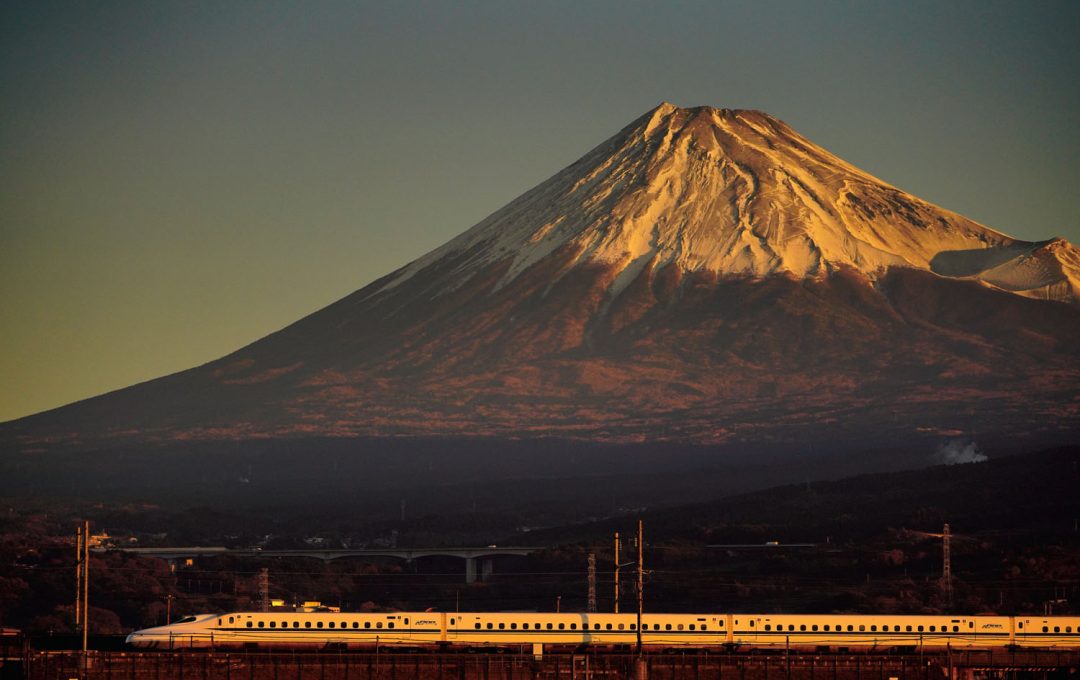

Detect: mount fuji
[5,103,1079,456]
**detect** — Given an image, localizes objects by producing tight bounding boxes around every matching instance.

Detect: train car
[731,614,1015,650]
[127,612,1080,653]
[126,612,721,651]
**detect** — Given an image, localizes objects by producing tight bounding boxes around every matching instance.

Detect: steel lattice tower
[942,523,953,608]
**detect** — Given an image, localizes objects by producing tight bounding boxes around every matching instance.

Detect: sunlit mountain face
[5,104,1079,453]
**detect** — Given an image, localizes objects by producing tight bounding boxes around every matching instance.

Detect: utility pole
[636,519,643,653]
[614,532,620,613]
[635,519,647,680]
[75,525,83,631]
[166,594,174,624]
[81,520,89,655]
[257,568,269,613]
[587,553,597,613]
[942,523,953,609]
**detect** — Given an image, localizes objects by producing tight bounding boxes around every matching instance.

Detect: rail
[20,649,1080,680]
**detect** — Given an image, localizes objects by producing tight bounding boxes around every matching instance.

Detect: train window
[247,622,253,628]
[510,623,517,630]
[404,619,409,625]
[593,623,600,630]
[969,622,974,629]
[364,622,370,629]
[702,625,707,631]
[719,621,724,627]
[486,623,492,630]
[750,620,756,628]
[870,625,876,632]
[607,624,613,631]
[560,624,566,630]
[689,624,695,631]
[812,625,818,632]
[1019,622,1023,629]
[258,622,265,628]
[535,623,541,630]
[317,622,323,629]
[800,625,806,631]
[823,625,829,632]
[847,625,853,632]
[523,623,529,630]
[327,622,333,629]
[218,619,222,626]
[1067,627,1072,633]
[917,626,924,632]
[619,624,625,631]
[953,626,959,633]
[790,625,796,632]
[666,624,672,631]
[906,626,912,632]
[306,622,312,629]
[498,623,505,630]
[547,624,553,630]
[859,625,865,632]
[229,617,234,624]
[1043,626,1049,633]
[351,623,356,629]
[1053,627,1059,633]
[388,622,394,629]
[929,626,936,632]
[375,622,382,629]
[631,624,637,631]
[475,623,481,630]
[677,624,684,631]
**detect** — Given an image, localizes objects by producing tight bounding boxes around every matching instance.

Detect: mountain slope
[4,103,1079,453]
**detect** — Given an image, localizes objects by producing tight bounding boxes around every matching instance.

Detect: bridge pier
[464,557,495,583]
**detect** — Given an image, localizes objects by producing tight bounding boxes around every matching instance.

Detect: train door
[743,616,764,645]
[1016,618,1029,646]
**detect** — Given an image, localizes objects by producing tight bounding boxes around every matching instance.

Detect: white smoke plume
[934,438,987,465]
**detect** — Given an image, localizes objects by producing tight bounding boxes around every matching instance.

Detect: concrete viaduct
[97,546,542,583]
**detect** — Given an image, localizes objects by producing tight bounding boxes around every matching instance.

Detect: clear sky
[2,1,1078,423]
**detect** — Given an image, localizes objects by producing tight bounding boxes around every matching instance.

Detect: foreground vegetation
[1,446,1077,633]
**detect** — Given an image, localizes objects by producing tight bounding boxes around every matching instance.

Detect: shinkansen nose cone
[125,626,171,648]
[126,615,217,648]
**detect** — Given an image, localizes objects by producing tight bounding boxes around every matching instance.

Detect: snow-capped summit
[381,102,1076,303]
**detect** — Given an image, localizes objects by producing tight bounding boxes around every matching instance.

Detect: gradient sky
[2,1,1078,423]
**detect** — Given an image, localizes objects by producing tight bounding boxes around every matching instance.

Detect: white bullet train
[127,611,1080,653]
